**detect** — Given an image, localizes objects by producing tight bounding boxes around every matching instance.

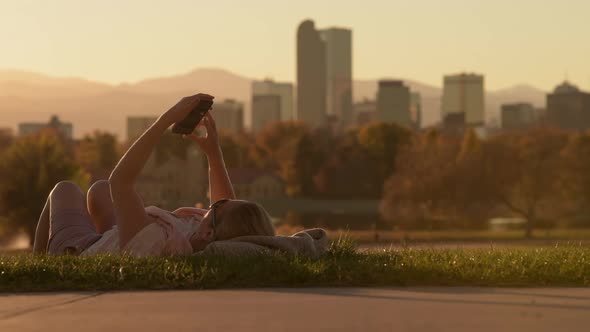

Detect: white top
[81,206,206,257]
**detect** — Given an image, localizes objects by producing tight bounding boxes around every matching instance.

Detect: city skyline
[1,1,590,90]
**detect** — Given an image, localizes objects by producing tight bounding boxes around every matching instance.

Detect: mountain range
[0,68,548,139]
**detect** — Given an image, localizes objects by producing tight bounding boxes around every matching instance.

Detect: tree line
[1,120,589,242]
[0,121,411,242]
[381,127,590,237]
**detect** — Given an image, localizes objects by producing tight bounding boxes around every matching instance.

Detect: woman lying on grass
[33,95,275,256]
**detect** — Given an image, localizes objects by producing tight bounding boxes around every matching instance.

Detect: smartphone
[171,94,214,135]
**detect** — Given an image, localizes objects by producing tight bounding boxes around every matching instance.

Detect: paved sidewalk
[1,288,589,331]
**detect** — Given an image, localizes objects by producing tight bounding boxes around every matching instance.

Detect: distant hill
[0,70,112,98]
[0,68,548,138]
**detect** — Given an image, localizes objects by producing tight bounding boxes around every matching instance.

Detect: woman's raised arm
[184,112,236,205]
[109,96,200,186]
[109,95,201,246]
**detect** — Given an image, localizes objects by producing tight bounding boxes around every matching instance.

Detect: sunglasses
[208,199,231,237]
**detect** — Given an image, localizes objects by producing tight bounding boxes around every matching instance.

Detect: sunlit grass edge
[1,240,588,291]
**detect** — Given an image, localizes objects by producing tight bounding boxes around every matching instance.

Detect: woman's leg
[33,180,117,254]
[32,197,51,254]
[49,181,87,217]
[46,181,101,255]
[87,180,116,234]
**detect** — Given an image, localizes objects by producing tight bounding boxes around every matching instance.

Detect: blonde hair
[214,201,275,240]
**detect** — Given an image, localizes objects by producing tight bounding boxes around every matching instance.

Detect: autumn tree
[559,131,590,225]
[76,131,120,181]
[217,132,257,169]
[457,128,481,162]
[468,129,570,237]
[313,128,380,199]
[380,130,462,229]
[357,122,412,196]
[0,130,14,152]
[251,121,308,167]
[252,121,326,196]
[0,130,87,244]
[154,130,192,165]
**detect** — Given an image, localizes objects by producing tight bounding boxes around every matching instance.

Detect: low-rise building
[228,168,286,201]
[501,103,536,130]
[136,146,208,210]
[19,115,73,139]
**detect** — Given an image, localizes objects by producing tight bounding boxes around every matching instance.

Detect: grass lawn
[1,238,589,292]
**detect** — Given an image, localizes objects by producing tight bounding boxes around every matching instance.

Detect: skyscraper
[320,27,353,128]
[252,79,294,121]
[442,73,485,128]
[211,99,244,133]
[297,20,327,127]
[377,80,411,127]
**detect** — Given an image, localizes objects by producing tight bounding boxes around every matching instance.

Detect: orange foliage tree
[381,127,575,236]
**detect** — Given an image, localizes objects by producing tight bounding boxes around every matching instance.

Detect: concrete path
[1,288,589,331]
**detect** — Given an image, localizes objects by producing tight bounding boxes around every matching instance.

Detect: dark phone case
[171,99,214,135]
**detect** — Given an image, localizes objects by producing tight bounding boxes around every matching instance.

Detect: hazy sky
[1,0,589,90]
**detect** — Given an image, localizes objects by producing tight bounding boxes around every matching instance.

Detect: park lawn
[0,239,589,292]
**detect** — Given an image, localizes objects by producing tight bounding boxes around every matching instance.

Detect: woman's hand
[183,112,221,157]
[160,94,204,126]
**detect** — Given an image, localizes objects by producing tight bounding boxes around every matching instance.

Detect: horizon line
[0,66,554,93]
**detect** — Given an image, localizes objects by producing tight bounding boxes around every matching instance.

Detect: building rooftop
[553,81,581,94]
[378,80,405,87]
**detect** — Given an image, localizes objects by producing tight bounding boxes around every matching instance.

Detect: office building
[442,73,485,128]
[320,27,353,127]
[297,20,327,127]
[252,80,294,121]
[546,81,590,130]
[211,99,244,133]
[377,80,411,127]
[252,95,281,133]
[228,168,286,201]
